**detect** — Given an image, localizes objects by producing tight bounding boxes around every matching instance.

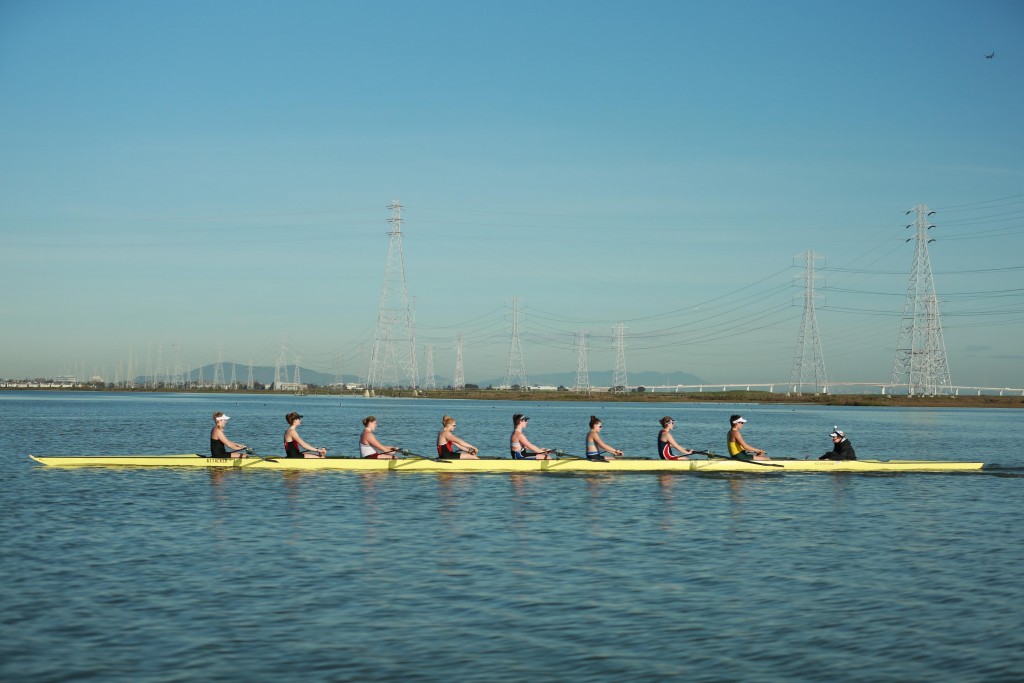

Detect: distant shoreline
[4,387,1022,408]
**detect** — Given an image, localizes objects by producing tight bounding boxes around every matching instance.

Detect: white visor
[732,417,747,424]
[217,415,230,421]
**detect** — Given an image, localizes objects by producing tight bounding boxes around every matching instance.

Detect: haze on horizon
[1,1,1022,390]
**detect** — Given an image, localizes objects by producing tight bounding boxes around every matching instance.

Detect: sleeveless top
[510,430,523,457]
[285,440,303,458]
[658,431,679,460]
[210,438,228,458]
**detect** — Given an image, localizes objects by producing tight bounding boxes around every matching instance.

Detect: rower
[359,416,399,459]
[284,412,327,458]
[210,412,247,458]
[727,415,768,461]
[657,416,694,460]
[585,416,623,461]
[437,415,480,459]
[510,414,554,459]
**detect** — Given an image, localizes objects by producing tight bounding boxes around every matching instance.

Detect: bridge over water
[639,383,1024,397]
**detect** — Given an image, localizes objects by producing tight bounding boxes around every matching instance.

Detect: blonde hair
[442,415,455,427]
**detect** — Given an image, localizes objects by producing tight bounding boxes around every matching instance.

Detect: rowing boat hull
[28,455,985,472]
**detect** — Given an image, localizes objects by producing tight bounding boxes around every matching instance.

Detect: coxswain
[820,426,857,460]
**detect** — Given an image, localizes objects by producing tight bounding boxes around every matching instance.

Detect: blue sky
[1,0,1022,389]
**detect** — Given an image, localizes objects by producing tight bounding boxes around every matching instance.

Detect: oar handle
[554,450,608,462]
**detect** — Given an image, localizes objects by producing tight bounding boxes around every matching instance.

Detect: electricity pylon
[789,251,829,395]
[453,334,465,389]
[503,297,527,388]
[891,204,952,396]
[212,344,223,388]
[273,339,286,389]
[612,323,628,391]
[423,345,437,390]
[333,353,343,386]
[573,331,590,393]
[367,201,419,389]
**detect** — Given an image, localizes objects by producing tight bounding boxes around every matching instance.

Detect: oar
[239,449,279,464]
[702,450,782,468]
[399,449,450,463]
[553,450,608,462]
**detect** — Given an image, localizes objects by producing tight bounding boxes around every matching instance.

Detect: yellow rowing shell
[28,455,985,472]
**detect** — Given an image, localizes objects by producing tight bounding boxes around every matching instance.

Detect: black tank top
[210,438,228,457]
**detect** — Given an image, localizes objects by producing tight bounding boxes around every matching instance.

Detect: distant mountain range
[172,365,705,388]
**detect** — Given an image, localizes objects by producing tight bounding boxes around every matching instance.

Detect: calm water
[2,392,1022,682]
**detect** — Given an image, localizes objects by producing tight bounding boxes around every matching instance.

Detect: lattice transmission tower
[789,251,829,395]
[453,334,465,389]
[367,201,419,389]
[503,297,527,388]
[126,347,135,389]
[273,339,287,389]
[891,204,952,396]
[573,331,590,393]
[212,344,223,388]
[612,323,628,391]
[333,353,343,386]
[170,341,183,389]
[423,345,437,390]
[155,343,164,388]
